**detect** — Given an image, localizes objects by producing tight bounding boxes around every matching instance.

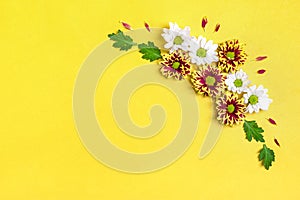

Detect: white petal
[200,37,207,47]
[252,104,259,113]
[244,94,250,103]
[164,42,173,49]
[211,44,218,50]
[247,105,254,113]
[182,26,191,34]
[204,40,213,49]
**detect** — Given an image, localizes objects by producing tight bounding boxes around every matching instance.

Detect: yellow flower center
[205,76,216,86]
[249,95,258,105]
[173,36,183,45]
[226,51,235,60]
[234,79,243,87]
[196,48,207,58]
[172,62,180,69]
[227,104,235,113]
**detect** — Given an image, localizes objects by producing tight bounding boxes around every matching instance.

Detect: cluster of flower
[160,22,272,126]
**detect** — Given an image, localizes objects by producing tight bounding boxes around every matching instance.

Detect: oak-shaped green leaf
[243,120,265,142]
[138,41,162,62]
[259,144,275,170]
[108,30,137,51]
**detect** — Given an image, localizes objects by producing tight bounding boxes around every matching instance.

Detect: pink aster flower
[191,66,224,97]
[216,93,246,126]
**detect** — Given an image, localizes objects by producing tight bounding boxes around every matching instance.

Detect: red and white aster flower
[160,50,192,80]
[217,39,247,73]
[216,93,246,126]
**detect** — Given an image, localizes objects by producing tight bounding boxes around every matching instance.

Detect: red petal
[257,69,266,74]
[202,17,208,31]
[144,22,150,32]
[274,138,280,147]
[121,21,132,30]
[267,118,277,125]
[256,56,267,61]
[214,23,220,32]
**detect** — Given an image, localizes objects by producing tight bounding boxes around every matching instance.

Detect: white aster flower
[225,69,250,94]
[243,85,272,113]
[188,36,218,66]
[162,22,191,52]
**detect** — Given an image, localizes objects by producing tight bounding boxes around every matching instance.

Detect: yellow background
[1,0,300,199]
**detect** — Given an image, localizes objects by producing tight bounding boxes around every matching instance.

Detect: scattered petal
[214,23,220,32]
[274,138,280,147]
[144,22,150,32]
[256,56,267,61]
[120,21,132,30]
[202,17,208,31]
[257,69,266,74]
[267,118,277,125]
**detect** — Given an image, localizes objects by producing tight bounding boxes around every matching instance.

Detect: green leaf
[243,120,265,142]
[108,30,137,51]
[259,144,275,170]
[138,41,162,62]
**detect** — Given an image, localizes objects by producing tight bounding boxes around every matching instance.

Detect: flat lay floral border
[107,18,280,170]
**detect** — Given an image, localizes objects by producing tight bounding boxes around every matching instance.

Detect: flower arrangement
[108,18,279,170]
